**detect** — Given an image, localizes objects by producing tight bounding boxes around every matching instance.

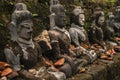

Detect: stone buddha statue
[113,6,120,37]
[48,3,77,78]
[89,7,106,49]
[47,4,97,78]
[69,6,89,49]
[104,12,118,46]
[68,6,97,64]
[106,12,115,39]
[4,2,43,79]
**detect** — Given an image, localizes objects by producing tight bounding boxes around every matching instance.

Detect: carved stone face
[18,23,33,40]
[53,0,59,5]
[50,0,59,5]
[55,13,66,28]
[108,13,114,21]
[15,3,27,11]
[98,15,105,26]
[78,14,85,26]
[115,6,120,21]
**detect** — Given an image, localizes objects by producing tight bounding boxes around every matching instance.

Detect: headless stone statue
[4,2,42,79]
[89,7,106,49]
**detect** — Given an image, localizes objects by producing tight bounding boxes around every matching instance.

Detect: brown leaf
[43,58,53,66]
[115,37,120,41]
[100,54,108,59]
[54,58,65,66]
[80,43,89,49]
[70,45,76,51]
[106,48,116,55]
[100,54,113,60]
[79,68,86,73]
[0,62,10,70]
[1,68,12,76]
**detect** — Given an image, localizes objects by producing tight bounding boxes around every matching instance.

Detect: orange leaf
[114,46,120,49]
[106,48,116,55]
[1,68,12,76]
[80,43,89,49]
[0,62,10,67]
[106,57,113,60]
[54,58,65,66]
[115,37,120,41]
[70,45,76,51]
[0,62,10,70]
[43,58,53,66]
[100,55,108,59]
[80,68,86,73]
[111,49,116,54]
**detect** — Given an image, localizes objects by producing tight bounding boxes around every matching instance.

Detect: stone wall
[69,53,120,80]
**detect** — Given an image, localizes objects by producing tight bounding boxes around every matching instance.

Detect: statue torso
[8,41,41,69]
[49,27,71,55]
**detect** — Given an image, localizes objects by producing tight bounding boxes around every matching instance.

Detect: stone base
[69,53,120,80]
[11,53,120,80]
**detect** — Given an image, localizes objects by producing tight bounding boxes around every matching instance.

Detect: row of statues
[3,0,120,80]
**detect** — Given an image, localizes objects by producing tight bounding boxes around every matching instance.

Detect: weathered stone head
[50,0,60,6]
[9,2,33,44]
[113,6,120,37]
[14,3,27,10]
[93,7,105,26]
[50,0,60,13]
[52,4,66,28]
[71,6,85,26]
[106,12,114,26]
[114,6,120,22]
[15,0,23,3]
[17,22,33,41]
[49,0,65,28]
[107,12,114,20]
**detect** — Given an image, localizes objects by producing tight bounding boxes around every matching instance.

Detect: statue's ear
[17,24,23,33]
[49,13,56,28]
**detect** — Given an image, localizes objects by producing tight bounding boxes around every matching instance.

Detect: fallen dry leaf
[70,45,76,51]
[100,54,108,59]
[79,68,86,73]
[115,37,120,41]
[1,68,12,76]
[43,58,54,67]
[106,48,116,55]
[80,43,89,49]
[0,62,10,70]
[54,58,65,66]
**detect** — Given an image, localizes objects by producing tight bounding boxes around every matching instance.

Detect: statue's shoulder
[4,41,22,56]
[8,41,20,48]
[113,22,120,27]
[48,29,60,37]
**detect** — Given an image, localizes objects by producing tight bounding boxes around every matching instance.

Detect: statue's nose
[30,27,33,31]
[82,18,85,22]
[27,28,33,33]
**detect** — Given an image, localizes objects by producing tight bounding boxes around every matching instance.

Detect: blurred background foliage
[0,0,119,61]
